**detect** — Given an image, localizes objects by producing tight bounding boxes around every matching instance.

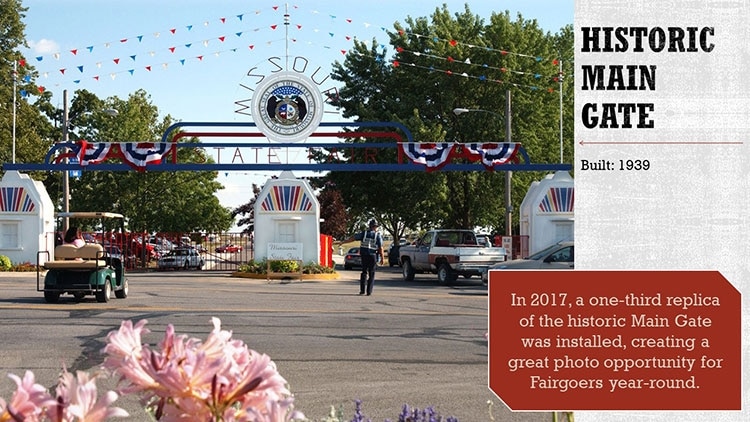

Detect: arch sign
[4,56,573,174]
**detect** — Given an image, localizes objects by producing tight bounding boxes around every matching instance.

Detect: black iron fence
[47,231,255,272]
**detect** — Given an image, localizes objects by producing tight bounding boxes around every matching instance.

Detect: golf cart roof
[56,212,124,219]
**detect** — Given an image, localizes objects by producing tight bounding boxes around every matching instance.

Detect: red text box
[488,270,740,411]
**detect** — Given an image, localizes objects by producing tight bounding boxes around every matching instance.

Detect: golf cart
[37,212,129,303]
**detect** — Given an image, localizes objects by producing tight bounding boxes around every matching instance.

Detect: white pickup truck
[399,229,507,284]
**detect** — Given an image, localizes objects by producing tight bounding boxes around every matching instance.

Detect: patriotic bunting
[70,141,519,172]
[400,142,521,172]
[78,141,175,172]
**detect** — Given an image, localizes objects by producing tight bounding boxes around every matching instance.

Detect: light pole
[453,90,513,237]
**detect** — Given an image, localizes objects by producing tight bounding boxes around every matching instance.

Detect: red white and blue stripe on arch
[400,142,521,171]
[78,141,175,172]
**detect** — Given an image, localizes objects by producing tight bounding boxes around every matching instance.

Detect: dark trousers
[360,253,377,294]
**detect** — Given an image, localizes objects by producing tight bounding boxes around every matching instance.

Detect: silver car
[482,241,574,283]
[157,248,204,270]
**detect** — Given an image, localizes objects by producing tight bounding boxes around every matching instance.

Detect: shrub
[238,260,336,275]
[0,255,12,271]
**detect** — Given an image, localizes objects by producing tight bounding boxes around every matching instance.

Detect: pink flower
[0,371,55,421]
[102,317,299,420]
[50,369,129,421]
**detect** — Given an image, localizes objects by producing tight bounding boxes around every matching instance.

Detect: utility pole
[62,89,70,232]
[504,90,512,237]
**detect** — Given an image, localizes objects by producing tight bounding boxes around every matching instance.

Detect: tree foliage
[324,4,574,235]
[0,0,56,179]
[63,89,234,233]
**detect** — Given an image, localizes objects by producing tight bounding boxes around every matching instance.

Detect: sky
[19,0,573,216]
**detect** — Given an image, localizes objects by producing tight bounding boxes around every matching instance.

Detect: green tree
[64,89,233,233]
[0,0,56,181]
[325,4,573,234]
[232,183,262,235]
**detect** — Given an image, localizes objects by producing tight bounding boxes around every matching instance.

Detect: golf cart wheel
[44,291,60,303]
[96,279,112,303]
[115,279,129,299]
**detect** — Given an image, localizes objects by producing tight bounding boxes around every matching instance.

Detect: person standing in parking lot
[355,219,385,295]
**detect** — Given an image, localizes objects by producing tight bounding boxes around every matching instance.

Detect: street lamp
[453,92,513,237]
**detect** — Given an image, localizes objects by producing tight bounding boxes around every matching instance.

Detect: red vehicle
[215,244,242,253]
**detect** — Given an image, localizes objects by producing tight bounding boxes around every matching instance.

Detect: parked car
[215,244,242,253]
[157,248,204,270]
[387,243,401,267]
[344,247,361,270]
[482,241,574,283]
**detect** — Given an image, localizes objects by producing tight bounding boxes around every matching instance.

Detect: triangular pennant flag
[220,17,226,23]
[180,59,185,65]
[169,47,176,53]
[114,58,120,64]
[145,66,152,71]
[53,53,60,60]
[170,28,176,34]
[120,38,128,43]
[130,55,136,61]
[248,45,254,50]
[137,35,143,42]
[36,56,43,61]
[94,76,100,81]
[197,56,203,61]
[237,14,243,21]
[162,63,168,70]
[219,36,225,42]
[104,42,111,48]
[23,75,30,82]
[185,43,192,48]
[186,25,193,31]
[73,80,80,84]
[87,46,94,52]
[38,86,45,93]
[70,49,77,55]
[59,68,66,74]
[110,73,116,80]
[296,24,302,29]
[77,65,84,72]
[271,25,278,30]
[128,69,134,75]
[236,32,243,37]
[202,40,209,47]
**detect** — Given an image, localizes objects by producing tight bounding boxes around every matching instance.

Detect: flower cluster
[0,318,460,422]
[101,317,304,422]
[0,369,128,421]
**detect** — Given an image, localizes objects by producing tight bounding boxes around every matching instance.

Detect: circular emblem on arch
[251,71,324,143]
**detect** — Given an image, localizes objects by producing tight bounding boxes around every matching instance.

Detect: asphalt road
[0,266,555,422]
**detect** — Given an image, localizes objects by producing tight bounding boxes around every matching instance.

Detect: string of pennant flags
[18,3,562,95]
